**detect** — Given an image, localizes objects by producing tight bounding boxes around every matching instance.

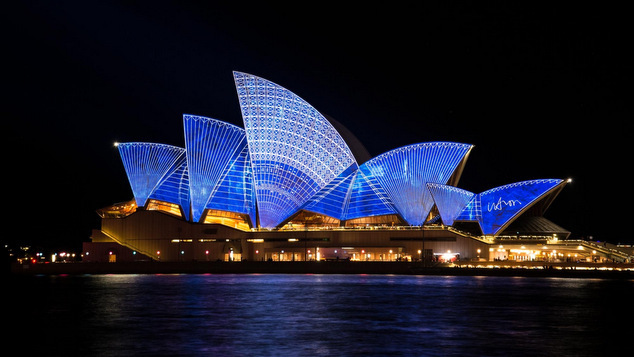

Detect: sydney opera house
[85,71,588,263]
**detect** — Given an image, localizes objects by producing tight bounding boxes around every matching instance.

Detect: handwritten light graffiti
[487,197,522,212]
[440,179,565,236]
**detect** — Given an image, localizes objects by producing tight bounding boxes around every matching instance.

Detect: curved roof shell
[444,179,568,236]
[114,72,567,236]
[148,154,190,221]
[117,142,186,209]
[363,142,473,226]
[427,183,475,226]
[183,114,251,222]
[233,71,357,228]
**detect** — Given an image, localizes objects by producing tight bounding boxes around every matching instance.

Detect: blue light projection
[363,142,473,225]
[344,163,398,220]
[113,72,568,235]
[452,179,565,235]
[298,142,473,224]
[184,114,249,222]
[148,156,190,221]
[478,179,564,235]
[233,71,357,228]
[455,195,482,223]
[301,163,359,220]
[427,183,475,226]
[204,144,257,226]
[117,142,186,208]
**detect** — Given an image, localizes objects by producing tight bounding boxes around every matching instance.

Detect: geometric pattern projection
[184,114,248,222]
[114,72,567,235]
[301,163,359,220]
[344,163,398,220]
[234,71,357,228]
[427,183,475,226]
[455,195,482,224]
[149,155,190,221]
[117,142,186,208]
[205,144,257,226]
[364,142,473,225]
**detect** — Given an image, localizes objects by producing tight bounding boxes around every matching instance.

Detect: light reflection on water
[8,274,633,356]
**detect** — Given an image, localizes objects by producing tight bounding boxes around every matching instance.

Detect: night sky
[6,2,630,249]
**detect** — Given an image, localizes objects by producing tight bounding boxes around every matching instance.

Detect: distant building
[86,72,618,263]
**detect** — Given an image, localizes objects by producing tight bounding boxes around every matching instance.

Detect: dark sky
[6,2,630,248]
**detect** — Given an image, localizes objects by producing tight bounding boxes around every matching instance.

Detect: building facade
[85,72,590,263]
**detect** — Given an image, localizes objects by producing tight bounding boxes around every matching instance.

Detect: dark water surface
[7,274,633,356]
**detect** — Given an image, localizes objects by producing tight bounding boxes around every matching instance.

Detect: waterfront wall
[11,260,634,279]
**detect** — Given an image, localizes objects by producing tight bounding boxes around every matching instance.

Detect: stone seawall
[10,261,634,279]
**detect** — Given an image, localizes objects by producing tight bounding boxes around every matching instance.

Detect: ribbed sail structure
[112,72,566,236]
[184,114,248,222]
[427,183,475,226]
[205,144,257,225]
[344,164,398,220]
[301,164,358,220]
[149,156,190,221]
[117,142,186,208]
[456,195,482,223]
[233,71,357,228]
[363,142,473,225]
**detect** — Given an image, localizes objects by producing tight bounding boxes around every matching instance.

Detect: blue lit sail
[117,142,186,208]
[205,144,257,226]
[427,183,475,226]
[453,179,565,235]
[344,163,398,220]
[149,156,191,221]
[233,71,357,228]
[301,163,358,220]
[455,195,482,223]
[364,142,473,225]
[478,179,564,235]
[113,71,567,236]
[184,114,249,222]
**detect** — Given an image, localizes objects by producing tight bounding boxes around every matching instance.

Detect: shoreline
[9,261,634,279]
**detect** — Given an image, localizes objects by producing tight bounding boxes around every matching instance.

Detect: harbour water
[7,274,632,356]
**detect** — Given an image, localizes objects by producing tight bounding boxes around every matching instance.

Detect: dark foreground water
[6,274,633,356]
